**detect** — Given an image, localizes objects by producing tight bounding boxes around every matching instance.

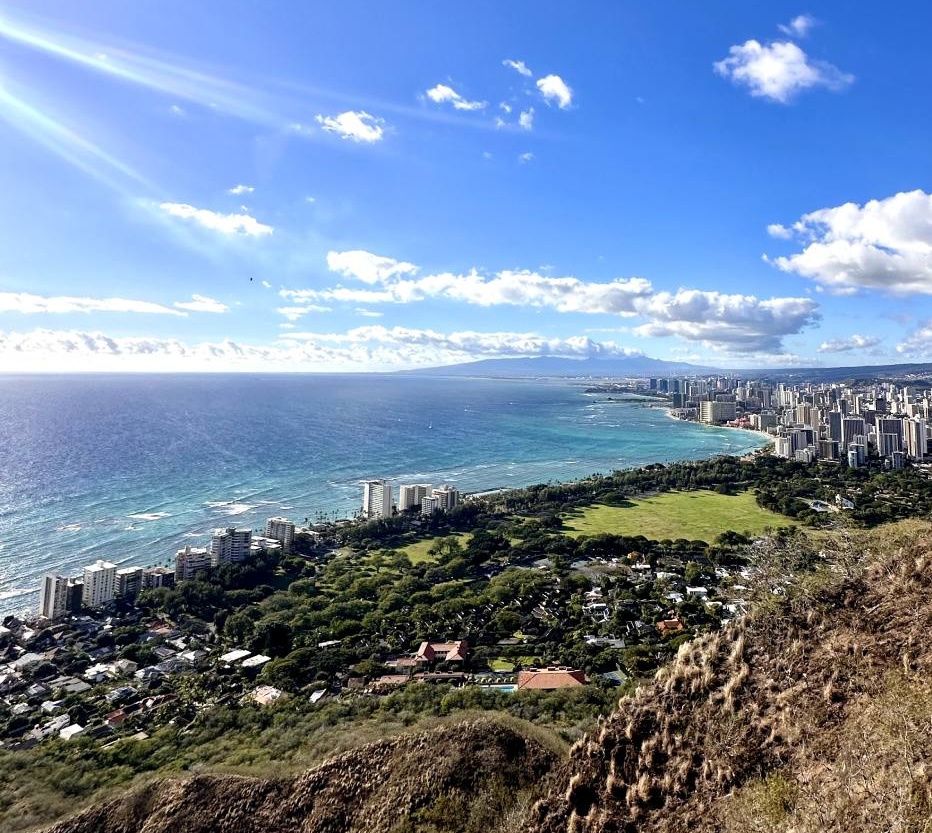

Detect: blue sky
[1,0,931,371]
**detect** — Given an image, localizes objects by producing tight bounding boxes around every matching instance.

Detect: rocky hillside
[39,717,559,833]
[525,526,932,833]
[38,525,932,833]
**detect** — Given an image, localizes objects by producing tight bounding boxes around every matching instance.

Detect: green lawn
[563,490,795,543]
[397,532,473,563]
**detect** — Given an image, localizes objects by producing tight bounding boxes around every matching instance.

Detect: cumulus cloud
[503,58,532,77]
[768,190,932,294]
[227,184,254,195]
[767,223,793,239]
[326,250,418,284]
[632,289,820,353]
[0,326,643,373]
[314,110,385,143]
[518,151,534,164]
[714,40,852,103]
[518,108,534,130]
[818,334,882,353]
[0,291,184,316]
[778,14,815,37]
[159,202,273,236]
[536,74,573,109]
[897,323,932,358]
[424,84,486,111]
[173,294,229,313]
[284,251,653,316]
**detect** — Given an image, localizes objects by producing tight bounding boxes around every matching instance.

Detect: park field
[397,532,473,563]
[563,490,795,543]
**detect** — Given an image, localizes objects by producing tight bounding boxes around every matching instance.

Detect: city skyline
[2,2,932,371]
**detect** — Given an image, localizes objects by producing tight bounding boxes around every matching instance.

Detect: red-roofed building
[656,618,684,635]
[516,667,586,691]
[414,639,469,664]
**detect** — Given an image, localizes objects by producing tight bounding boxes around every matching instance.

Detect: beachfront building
[174,545,212,582]
[82,560,117,608]
[430,485,460,511]
[209,527,252,566]
[142,567,175,589]
[265,517,295,554]
[115,567,144,599]
[38,573,69,621]
[699,400,737,425]
[363,480,392,519]
[398,484,431,512]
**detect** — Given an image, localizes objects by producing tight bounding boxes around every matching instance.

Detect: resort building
[264,517,295,554]
[363,480,392,519]
[174,545,212,582]
[38,573,69,621]
[209,527,252,566]
[115,567,144,599]
[142,567,175,589]
[398,484,431,511]
[430,485,460,511]
[82,560,117,608]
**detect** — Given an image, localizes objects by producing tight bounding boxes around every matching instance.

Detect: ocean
[0,374,767,615]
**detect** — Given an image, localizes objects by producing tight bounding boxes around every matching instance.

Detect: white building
[38,573,69,621]
[174,545,212,582]
[399,484,431,511]
[420,495,441,516]
[82,560,117,608]
[363,480,392,519]
[265,517,295,554]
[431,485,460,511]
[906,417,927,460]
[209,527,252,566]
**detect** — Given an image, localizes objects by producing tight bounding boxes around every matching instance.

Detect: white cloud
[518,152,534,164]
[518,108,534,130]
[326,250,419,284]
[631,289,820,352]
[536,74,573,109]
[261,280,272,289]
[314,110,385,143]
[0,291,185,316]
[714,40,852,103]
[227,184,254,195]
[159,202,273,236]
[503,58,532,77]
[305,196,316,203]
[499,102,513,114]
[173,294,229,314]
[283,250,820,354]
[276,304,332,322]
[169,104,185,116]
[818,334,881,353]
[767,223,793,239]
[769,190,932,294]
[778,14,815,37]
[0,326,641,373]
[424,84,486,112]
[355,308,383,318]
[897,323,932,358]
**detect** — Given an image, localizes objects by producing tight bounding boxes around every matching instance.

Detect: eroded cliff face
[39,718,559,833]
[524,533,932,833]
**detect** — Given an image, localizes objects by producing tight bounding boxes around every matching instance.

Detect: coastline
[662,405,774,456]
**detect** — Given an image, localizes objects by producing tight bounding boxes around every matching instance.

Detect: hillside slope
[39,717,559,833]
[524,527,932,832]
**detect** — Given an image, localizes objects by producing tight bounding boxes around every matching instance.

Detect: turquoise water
[0,374,766,614]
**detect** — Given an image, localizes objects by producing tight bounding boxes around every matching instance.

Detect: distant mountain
[410,355,718,378]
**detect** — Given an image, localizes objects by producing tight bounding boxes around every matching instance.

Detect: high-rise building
[399,484,431,511]
[699,400,736,425]
[431,485,460,511]
[878,432,901,457]
[82,560,117,608]
[265,517,295,554]
[209,527,252,565]
[363,480,392,519]
[115,567,144,599]
[420,495,441,516]
[842,417,866,450]
[142,567,176,590]
[906,418,927,460]
[175,545,212,582]
[38,573,69,621]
